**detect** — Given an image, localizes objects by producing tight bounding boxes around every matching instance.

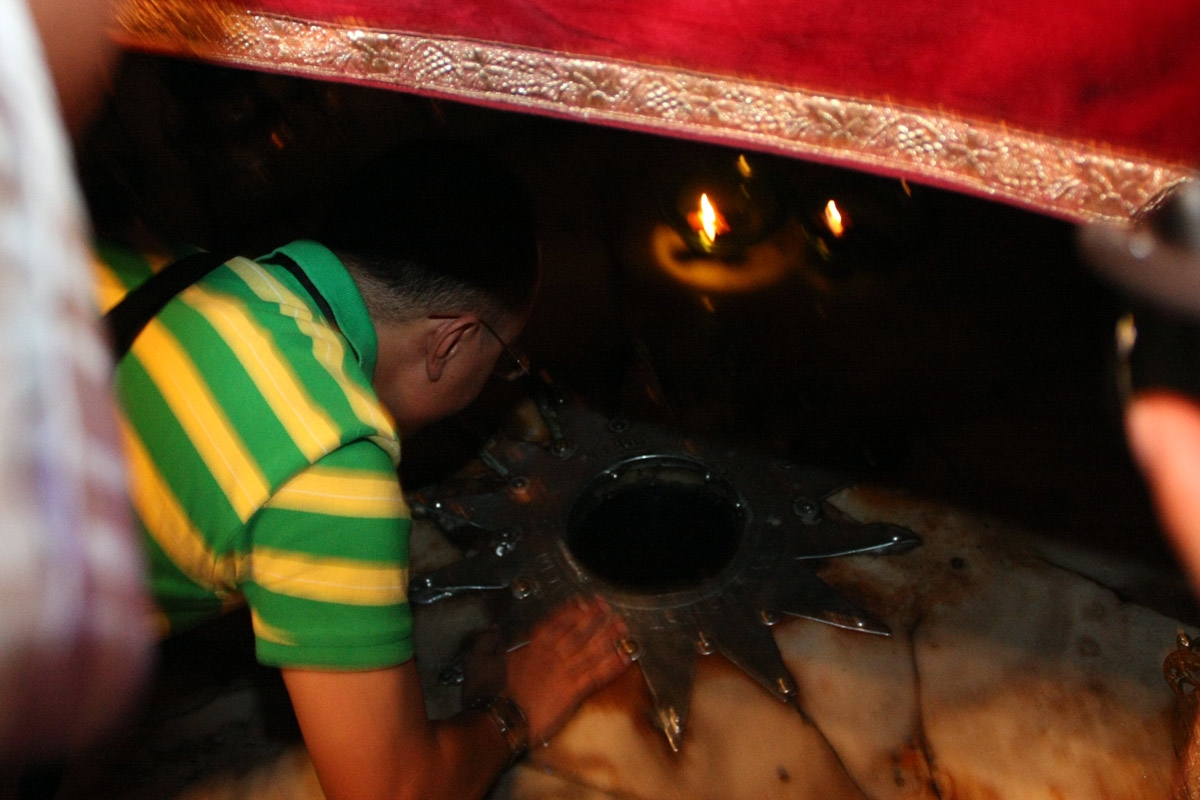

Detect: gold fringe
[112,0,1196,224]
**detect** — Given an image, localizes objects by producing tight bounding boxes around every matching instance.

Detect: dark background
[79,53,1189,619]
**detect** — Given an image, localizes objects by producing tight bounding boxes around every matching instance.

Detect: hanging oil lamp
[664,152,786,259]
[646,151,805,294]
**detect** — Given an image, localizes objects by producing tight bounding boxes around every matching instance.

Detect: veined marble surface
[490,485,1183,800]
[57,485,1190,800]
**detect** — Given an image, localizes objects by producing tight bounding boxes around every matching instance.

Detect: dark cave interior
[79,52,1190,620]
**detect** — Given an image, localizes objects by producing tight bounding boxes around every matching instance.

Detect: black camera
[1079,180,1200,403]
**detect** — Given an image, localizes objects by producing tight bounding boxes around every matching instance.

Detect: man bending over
[95,142,632,800]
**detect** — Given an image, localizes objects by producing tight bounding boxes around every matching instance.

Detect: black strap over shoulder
[104,250,233,360]
[258,251,340,335]
[104,249,342,361]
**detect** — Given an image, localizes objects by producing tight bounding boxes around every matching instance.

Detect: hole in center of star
[567,457,744,592]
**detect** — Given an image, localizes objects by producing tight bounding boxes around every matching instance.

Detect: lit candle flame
[736,154,753,179]
[823,199,846,238]
[687,193,731,247]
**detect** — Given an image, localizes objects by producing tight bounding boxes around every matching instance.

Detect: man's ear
[425,314,480,381]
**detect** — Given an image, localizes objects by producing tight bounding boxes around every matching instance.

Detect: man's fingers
[504,597,635,745]
[561,597,620,646]
[522,596,631,680]
[534,596,624,652]
[533,595,597,641]
[1126,391,1200,592]
[574,644,633,696]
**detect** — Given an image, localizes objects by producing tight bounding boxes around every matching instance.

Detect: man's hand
[502,596,632,746]
[1126,391,1200,593]
[283,595,630,800]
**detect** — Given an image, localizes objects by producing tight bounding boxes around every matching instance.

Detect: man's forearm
[283,664,516,800]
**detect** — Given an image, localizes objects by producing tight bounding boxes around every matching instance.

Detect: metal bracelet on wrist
[473,694,530,766]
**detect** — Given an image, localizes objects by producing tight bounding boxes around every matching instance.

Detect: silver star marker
[410,385,920,752]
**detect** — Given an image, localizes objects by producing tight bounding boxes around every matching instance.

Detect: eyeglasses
[429,314,531,381]
[478,317,532,381]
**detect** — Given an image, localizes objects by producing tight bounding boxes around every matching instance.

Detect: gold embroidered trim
[112,0,1196,224]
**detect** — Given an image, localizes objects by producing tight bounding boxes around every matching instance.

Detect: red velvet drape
[111,0,1200,220]
[249,0,1200,164]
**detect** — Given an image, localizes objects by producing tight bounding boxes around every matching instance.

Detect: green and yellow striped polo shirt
[95,239,413,670]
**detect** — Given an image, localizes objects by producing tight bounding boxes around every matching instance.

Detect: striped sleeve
[242,439,414,670]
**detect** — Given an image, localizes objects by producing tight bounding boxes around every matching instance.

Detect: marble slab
[55,485,1189,800]
[492,485,1182,800]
